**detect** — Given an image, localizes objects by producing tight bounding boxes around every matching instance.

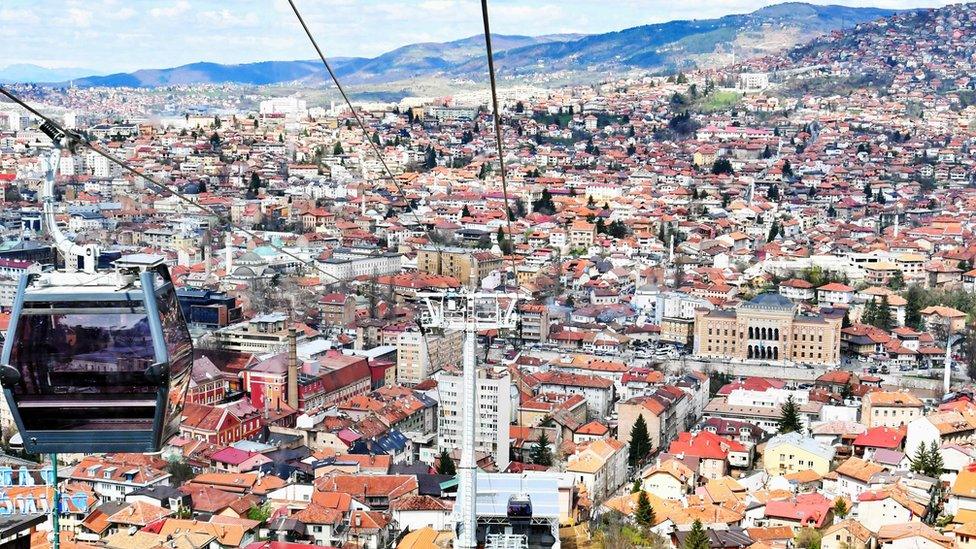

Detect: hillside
[23,2,898,88]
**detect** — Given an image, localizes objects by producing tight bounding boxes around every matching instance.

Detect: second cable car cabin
[0,254,192,454]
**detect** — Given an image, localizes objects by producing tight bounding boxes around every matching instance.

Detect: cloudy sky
[0,0,957,73]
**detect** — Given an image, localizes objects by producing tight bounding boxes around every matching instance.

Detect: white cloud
[67,7,93,27]
[200,9,260,28]
[150,0,191,18]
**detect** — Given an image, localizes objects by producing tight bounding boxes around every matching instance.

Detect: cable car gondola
[507,493,532,519]
[0,127,192,454]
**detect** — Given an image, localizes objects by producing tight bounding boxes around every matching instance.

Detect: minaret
[893,211,900,238]
[224,232,233,275]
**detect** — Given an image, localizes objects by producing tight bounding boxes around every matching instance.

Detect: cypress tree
[629,415,651,466]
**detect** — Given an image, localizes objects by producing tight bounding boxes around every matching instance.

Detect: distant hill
[26,3,897,88]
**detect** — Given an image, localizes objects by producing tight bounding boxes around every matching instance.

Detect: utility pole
[418,291,517,549]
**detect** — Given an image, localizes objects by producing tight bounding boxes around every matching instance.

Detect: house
[948,464,976,517]
[779,278,815,301]
[833,457,885,501]
[904,410,976,458]
[817,282,855,305]
[566,438,629,504]
[861,391,924,428]
[763,432,835,476]
[69,455,171,502]
[764,492,833,528]
[855,486,926,532]
[876,522,950,549]
[641,458,696,499]
[667,431,750,480]
[821,519,873,549]
[852,427,905,460]
[390,495,452,532]
[919,306,967,334]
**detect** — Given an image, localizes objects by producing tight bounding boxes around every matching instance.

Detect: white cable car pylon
[417,290,518,549]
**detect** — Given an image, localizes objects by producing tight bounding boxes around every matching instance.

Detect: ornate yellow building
[693,293,842,366]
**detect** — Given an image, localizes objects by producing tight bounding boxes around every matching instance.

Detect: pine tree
[684,519,711,549]
[905,286,924,329]
[531,432,553,466]
[927,440,943,477]
[436,448,456,475]
[768,220,780,242]
[782,159,793,178]
[910,443,930,475]
[777,395,803,434]
[631,479,642,494]
[629,414,651,466]
[862,298,877,326]
[461,205,471,218]
[635,490,655,527]
[333,142,344,155]
[875,295,893,331]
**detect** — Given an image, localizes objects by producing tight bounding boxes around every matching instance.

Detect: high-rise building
[416,246,502,289]
[436,366,511,470]
[395,329,463,386]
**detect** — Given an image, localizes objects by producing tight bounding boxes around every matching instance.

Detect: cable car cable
[479,0,519,286]
[0,85,402,301]
[285,0,446,259]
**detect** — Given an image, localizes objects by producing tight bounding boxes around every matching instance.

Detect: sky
[0,0,959,73]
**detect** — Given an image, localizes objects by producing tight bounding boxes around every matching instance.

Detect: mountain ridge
[2,3,901,87]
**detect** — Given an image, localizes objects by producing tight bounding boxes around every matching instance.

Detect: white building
[435,366,511,471]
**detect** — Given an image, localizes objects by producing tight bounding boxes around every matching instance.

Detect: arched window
[749,327,754,339]
[761,327,768,340]
[773,347,779,360]
[748,346,754,359]
[774,328,780,340]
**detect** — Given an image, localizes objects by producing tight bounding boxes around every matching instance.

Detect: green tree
[928,440,944,477]
[795,528,821,549]
[875,295,894,331]
[889,270,905,290]
[436,448,457,475]
[247,502,273,523]
[166,458,196,485]
[711,158,734,175]
[631,479,643,494]
[767,220,780,242]
[531,432,553,466]
[782,159,794,178]
[833,497,849,519]
[905,286,924,329]
[635,490,655,527]
[767,184,780,201]
[629,415,651,466]
[862,298,877,327]
[333,142,344,155]
[684,519,710,549]
[777,395,803,434]
[461,205,472,218]
[910,443,930,475]
[532,188,556,215]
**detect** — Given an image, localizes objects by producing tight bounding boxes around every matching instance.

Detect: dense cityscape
[0,2,976,549]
